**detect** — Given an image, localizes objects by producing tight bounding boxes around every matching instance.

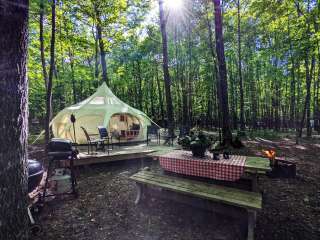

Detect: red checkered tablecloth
[159,150,246,181]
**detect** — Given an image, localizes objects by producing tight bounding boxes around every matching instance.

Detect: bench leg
[252,175,259,192]
[134,183,143,205]
[247,210,256,240]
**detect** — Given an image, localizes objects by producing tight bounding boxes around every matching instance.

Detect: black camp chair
[160,128,176,146]
[147,125,160,145]
[98,126,113,153]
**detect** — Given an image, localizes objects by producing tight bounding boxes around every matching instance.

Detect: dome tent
[51,82,154,144]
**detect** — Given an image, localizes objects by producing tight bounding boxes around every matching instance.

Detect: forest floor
[30,134,320,240]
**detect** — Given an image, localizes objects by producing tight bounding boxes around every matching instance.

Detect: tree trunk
[289,59,296,129]
[307,55,316,136]
[299,54,314,137]
[187,69,193,127]
[250,65,258,129]
[159,0,175,134]
[68,48,77,104]
[315,43,320,132]
[94,5,108,85]
[64,21,76,104]
[155,64,165,123]
[0,0,29,238]
[288,16,296,129]
[136,60,143,110]
[212,0,232,144]
[229,61,237,129]
[187,22,193,128]
[205,6,220,130]
[150,76,155,118]
[39,0,48,88]
[92,24,99,87]
[96,23,108,84]
[45,0,56,145]
[251,62,259,129]
[295,62,301,143]
[180,64,188,127]
[80,79,83,100]
[174,27,182,124]
[237,0,245,131]
[131,61,138,108]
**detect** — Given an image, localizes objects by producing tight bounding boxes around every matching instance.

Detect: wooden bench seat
[130,170,262,240]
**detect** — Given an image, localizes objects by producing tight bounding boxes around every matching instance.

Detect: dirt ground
[30,136,320,240]
[248,137,320,240]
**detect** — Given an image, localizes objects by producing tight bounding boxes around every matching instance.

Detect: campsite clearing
[29,136,320,240]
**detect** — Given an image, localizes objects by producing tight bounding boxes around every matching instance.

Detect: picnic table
[157,150,270,191]
[131,150,271,240]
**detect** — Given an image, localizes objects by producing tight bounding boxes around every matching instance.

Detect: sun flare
[164,0,183,11]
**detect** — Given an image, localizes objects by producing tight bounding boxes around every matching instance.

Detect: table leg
[107,138,109,155]
[251,175,259,192]
[247,210,256,240]
[134,183,143,205]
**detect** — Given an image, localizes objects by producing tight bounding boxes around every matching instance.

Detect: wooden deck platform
[75,144,176,166]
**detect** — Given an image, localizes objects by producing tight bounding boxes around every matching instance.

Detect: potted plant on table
[177,131,195,150]
[178,131,211,158]
[177,136,192,150]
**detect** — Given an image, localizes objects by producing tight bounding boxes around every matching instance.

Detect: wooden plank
[132,175,261,210]
[136,172,262,208]
[138,170,262,199]
[75,150,155,166]
[130,171,262,210]
[245,169,266,175]
[78,149,155,159]
[146,146,177,157]
[142,186,248,220]
[245,156,271,173]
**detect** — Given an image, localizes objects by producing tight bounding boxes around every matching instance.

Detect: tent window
[90,97,105,105]
[120,115,127,122]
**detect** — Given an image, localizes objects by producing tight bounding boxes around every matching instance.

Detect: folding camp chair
[98,126,113,154]
[147,125,160,145]
[81,126,104,154]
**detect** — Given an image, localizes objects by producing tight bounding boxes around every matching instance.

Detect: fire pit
[263,150,277,166]
[263,150,296,178]
[28,159,44,193]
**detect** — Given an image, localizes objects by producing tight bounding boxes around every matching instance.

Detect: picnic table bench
[130,170,262,240]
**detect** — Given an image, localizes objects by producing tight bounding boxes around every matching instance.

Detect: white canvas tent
[51,82,155,144]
